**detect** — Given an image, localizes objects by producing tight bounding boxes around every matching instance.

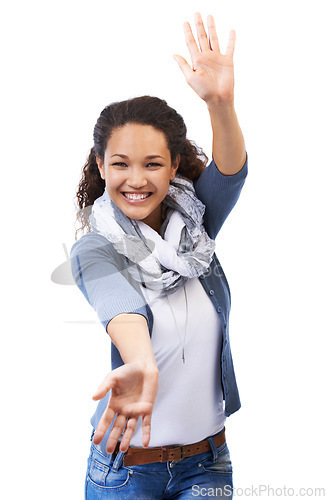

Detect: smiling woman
[70,12,247,500]
[96,124,180,233]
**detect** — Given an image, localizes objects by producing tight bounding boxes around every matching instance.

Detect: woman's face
[97,123,179,232]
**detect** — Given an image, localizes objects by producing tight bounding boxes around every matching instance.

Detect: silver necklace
[165,285,188,364]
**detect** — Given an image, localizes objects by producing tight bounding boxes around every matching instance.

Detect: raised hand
[92,361,159,454]
[174,12,236,104]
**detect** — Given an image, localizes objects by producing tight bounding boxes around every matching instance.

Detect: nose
[127,166,147,189]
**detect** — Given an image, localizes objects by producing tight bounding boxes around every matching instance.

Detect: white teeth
[124,193,150,200]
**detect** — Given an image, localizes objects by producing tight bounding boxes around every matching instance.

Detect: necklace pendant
[182,348,185,364]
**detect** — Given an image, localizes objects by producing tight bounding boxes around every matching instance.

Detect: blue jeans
[85,429,233,499]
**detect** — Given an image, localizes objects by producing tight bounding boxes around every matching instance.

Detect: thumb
[173,54,193,80]
[92,371,115,401]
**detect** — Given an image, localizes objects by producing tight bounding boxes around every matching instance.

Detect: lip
[122,192,153,204]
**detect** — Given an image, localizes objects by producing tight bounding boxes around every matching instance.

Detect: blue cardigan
[70,155,248,450]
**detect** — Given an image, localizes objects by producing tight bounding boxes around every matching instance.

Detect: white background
[1,0,326,498]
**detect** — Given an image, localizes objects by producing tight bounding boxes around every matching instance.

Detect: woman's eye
[112,162,128,167]
[146,163,162,168]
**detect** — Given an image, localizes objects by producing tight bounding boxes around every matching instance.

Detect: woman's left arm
[174,12,246,175]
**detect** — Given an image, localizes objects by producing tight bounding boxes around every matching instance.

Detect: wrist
[132,358,158,374]
[130,359,159,387]
[206,97,235,114]
[120,346,158,371]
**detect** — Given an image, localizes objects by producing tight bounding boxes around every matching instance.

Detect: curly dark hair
[75,95,208,237]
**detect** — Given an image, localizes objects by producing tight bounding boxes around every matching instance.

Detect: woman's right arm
[70,233,159,453]
[92,313,159,453]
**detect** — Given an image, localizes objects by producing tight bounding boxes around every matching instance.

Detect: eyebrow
[110,154,165,160]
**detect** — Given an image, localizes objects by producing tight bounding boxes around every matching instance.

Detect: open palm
[174,12,236,104]
[92,362,159,453]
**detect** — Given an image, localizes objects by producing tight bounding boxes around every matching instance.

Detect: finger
[183,21,199,61]
[173,54,194,82]
[194,12,210,52]
[119,417,138,453]
[141,413,152,448]
[105,414,127,453]
[92,372,115,400]
[93,407,116,445]
[207,14,220,52]
[225,30,236,58]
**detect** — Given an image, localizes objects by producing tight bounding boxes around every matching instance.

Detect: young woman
[71,12,247,499]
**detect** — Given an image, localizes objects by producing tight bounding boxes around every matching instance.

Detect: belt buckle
[161,446,169,462]
[173,445,185,461]
[161,445,185,462]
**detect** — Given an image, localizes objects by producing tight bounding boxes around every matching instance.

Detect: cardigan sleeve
[194,153,248,240]
[70,232,149,332]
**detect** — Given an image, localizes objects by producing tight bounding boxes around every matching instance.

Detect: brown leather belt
[121,428,226,466]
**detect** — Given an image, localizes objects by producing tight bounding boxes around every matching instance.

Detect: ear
[96,156,105,180]
[170,154,180,181]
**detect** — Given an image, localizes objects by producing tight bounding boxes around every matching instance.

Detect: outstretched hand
[92,361,159,454]
[174,12,236,104]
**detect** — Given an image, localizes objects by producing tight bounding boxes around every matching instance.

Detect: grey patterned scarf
[90,174,215,295]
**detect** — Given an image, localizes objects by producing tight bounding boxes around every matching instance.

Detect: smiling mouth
[122,193,152,200]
